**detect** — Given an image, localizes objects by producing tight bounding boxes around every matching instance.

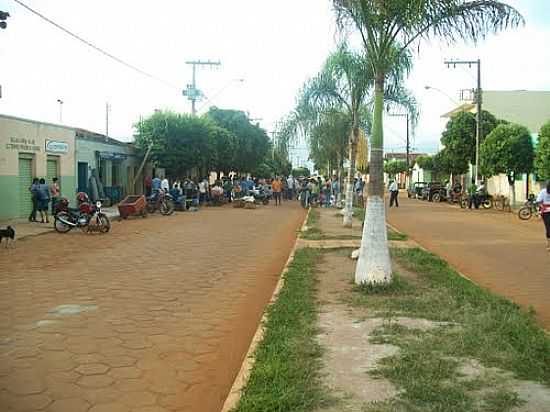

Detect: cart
[118,195,147,219]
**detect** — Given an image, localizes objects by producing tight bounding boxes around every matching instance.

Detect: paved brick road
[386,195,550,329]
[0,202,305,412]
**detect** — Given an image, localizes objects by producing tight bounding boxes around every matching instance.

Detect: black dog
[0,226,15,248]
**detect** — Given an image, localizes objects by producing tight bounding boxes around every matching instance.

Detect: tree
[209,126,237,178]
[416,155,434,171]
[334,0,523,284]
[384,160,407,177]
[440,110,501,175]
[480,123,534,205]
[535,120,550,181]
[206,107,270,174]
[299,44,415,227]
[135,110,217,178]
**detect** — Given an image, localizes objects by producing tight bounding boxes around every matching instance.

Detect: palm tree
[333,0,524,284]
[300,45,415,227]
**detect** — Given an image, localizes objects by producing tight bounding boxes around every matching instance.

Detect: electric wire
[11,0,179,90]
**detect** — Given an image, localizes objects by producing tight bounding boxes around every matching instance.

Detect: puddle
[48,304,98,316]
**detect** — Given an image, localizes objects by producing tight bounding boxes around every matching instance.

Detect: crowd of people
[142,174,369,209]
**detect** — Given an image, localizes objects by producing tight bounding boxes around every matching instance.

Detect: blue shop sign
[98,151,128,161]
[45,139,69,154]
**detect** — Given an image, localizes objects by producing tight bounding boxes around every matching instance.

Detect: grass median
[352,247,550,411]
[232,247,329,412]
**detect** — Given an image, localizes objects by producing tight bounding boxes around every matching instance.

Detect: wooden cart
[118,195,147,219]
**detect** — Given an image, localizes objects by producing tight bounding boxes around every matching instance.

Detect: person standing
[161,176,170,193]
[323,182,331,207]
[28,178,39,222]
[36,178,51,223]
[537,181,550,251]
[389,180,399,207]
[198,178,208,204]
[286,175,294,200]
[145,175,152,197]
[49,177,60,214]
[151,175,162,193]
[331,176,340,205]
[272,177,282,206]
[468,181,479,209]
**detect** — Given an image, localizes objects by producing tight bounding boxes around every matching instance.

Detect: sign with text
[45,139,69,154]
[5,137,41,152]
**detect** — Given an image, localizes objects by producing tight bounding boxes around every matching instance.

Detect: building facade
[0,114,76,219]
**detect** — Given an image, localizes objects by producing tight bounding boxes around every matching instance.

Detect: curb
[221,207,310,412]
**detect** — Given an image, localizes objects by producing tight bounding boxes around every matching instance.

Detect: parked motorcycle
[249,187,269,205]
[147,190,175,215]
[54,199,110,233]
[518,194,541,220]
[460,192,493,209]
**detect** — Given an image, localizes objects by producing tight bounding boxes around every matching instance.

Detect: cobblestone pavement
[0,201,306,412]
[386,194,550,329]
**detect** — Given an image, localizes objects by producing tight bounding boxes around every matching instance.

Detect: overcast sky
[1,0,549,156]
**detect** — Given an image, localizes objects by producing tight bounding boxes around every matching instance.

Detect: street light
[56,99,64,123]
[424,85,461,106]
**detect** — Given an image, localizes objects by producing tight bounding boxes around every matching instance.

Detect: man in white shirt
[287,176,295,200]
[389,180,399,208]
[161,176,170,192]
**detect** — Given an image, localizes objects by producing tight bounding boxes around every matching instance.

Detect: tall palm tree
[333,0,524,284]
[300,45,415,226]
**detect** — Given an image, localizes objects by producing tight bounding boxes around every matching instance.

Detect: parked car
[407,182,426,199]
[421,182,446,202]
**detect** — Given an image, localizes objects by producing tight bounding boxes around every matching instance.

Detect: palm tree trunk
[343,126,359,227]
[355,73,392,284]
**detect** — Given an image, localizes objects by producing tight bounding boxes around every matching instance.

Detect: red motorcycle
[54,192,110,233]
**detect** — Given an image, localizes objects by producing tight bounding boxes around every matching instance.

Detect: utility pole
[183,60,221,115]
[444,59,482,184]
[105,102,110,138]
[389,112,410,187]
[57,99,63,123]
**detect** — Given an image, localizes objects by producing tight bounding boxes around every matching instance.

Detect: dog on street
[0,226,16,248]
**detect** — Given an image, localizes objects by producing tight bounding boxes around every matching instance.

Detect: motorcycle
[54,199,110,233]
[460,192,493,209]
[147,190,175,215]
[518,194,541,220]
[249,187,269,205]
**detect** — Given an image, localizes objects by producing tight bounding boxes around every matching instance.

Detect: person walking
[286,175,294,200]
[389,179,399,207]
[49,177,60,214]
[537,181,550,251]
[36,178,51,223]
[272,177,282,206]
[28,178,39,222]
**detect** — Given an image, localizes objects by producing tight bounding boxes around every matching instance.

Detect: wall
[0,115,76,219]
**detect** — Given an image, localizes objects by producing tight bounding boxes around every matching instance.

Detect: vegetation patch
[352,247,550,411]
[300,208,323,240]
[233,248,330,412]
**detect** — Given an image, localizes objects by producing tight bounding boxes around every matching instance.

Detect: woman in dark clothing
[537,181,550,251]
[36,178,51,223]
[28,178,39,222]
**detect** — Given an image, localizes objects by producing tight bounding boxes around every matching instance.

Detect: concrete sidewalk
[0,207,120,241]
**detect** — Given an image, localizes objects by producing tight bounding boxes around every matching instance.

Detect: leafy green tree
[440,110,501,175]
[415,155,434,171]
[333,0,523,284]
[135,110,216,178]
[535,120,550,181]
[384,160,407,176]
[209,126,237,178]
[206,107,270,174]
[480,123,534,205]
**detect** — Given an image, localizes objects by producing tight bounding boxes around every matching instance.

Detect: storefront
[0,114,76,220]
[75,129,145,204]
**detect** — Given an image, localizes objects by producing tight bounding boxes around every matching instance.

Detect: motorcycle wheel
[161,200,175,215]
[460,197,468,209]
[262,198,269,205]
[518,206,532,221]
[147,203,156,214]
[432,193,441,203]
[482,199,493,209]
[98,214,111,233]
[54,212,72,233]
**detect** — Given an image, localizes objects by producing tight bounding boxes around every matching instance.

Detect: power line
[11,0,179,90]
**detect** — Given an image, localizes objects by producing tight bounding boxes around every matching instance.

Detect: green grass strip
[232,248,327,412]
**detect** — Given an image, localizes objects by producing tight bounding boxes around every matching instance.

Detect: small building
[384,152,427,188]
[442,90,550,204]
[0,114,76,220]
[75,129,146,204]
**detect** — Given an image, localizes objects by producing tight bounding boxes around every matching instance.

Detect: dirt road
[386,194,550,329]
[0,201,305,412]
